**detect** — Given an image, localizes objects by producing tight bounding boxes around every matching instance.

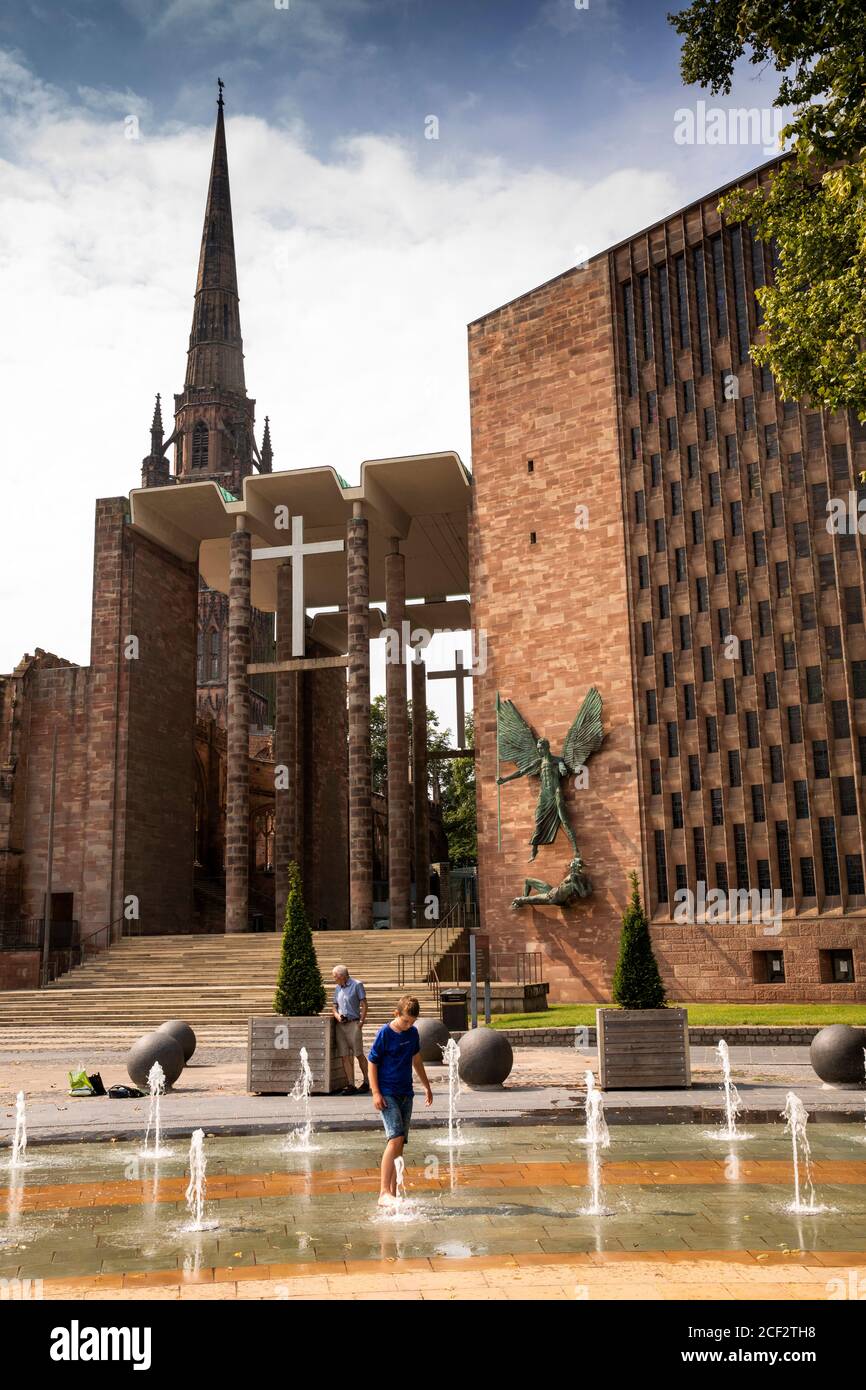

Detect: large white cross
[252,515,344,656]
[428,651,471,749]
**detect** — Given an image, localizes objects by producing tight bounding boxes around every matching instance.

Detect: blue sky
[3,0,781,184]
[0,0,789,725]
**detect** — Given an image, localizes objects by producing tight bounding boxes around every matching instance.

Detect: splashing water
[394,1154,407,1209]
[710,1039,754,1142]
[10,1091,26,1169]
[184,1129,209,1230]
[782,1091,828,1214]
[286,1048,316,1151]
[581,1070,612,1216]
[142,1062,170,1158]
[441,1038,462,1149]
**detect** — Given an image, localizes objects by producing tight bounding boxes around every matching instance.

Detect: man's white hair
[332,964,349,978]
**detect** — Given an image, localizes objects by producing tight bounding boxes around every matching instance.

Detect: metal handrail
[412,949,544,986]
[398,901,474,987]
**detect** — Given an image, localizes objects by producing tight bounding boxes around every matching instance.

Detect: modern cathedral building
[1,89,864,1003]
[471,160,866,1001]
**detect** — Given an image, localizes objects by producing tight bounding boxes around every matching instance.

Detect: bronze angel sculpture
[496,687,604,862]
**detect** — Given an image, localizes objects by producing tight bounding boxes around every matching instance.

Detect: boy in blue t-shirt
[367,995,433,1206]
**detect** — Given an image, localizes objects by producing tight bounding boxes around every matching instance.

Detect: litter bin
[440,987,468,1031]
[251,913,264,933]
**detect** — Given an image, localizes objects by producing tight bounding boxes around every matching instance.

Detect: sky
[0,0,790,739]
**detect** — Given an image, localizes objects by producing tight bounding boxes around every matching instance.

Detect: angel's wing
[497,697,541,775]
[561,687,604,773]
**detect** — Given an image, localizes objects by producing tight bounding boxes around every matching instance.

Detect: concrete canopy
[128,452,472,613]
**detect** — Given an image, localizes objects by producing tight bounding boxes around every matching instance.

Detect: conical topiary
[611,872,666,1009]
[273,861,326,1017]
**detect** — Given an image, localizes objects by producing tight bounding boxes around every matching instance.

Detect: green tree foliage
[611,872,667,1010]
[440,713,476,867]
[273,861,326,1017]
[369,697,476,865]
[668,0,866,417]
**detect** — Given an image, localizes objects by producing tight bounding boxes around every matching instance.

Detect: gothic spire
[150,393,164,455]
[184,81,246,394]
[260,415,273,473]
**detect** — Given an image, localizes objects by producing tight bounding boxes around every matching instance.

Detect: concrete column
[226,521,251,933]
[347,507,373,929]
[411,651,430,913]
[385,541,410,929]
[274,560,302,929]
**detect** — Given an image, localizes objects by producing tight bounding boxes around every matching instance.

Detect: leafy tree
[369,695,451,795]
[369,697,476,864]
[611,872,666,1010]
[273,861,326,1017]
[668,0,866,417]
[440,713,477,867]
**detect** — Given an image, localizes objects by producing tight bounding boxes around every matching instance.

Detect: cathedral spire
[185,80,245,394]
[141,392,170,488]
[167,84,256,495]
[260,415,273,473]
[150,393,164,455]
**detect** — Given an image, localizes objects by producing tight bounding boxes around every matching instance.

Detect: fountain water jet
[581,1070,612,1216]
[782,1091,830,1214]
[710,1039,753,1142]
[10,1091,26,1169]
[394,1154,407,1210]
[184,1129,213,1231]
[142,1062,171,1158]
[442,1038,462,1150]
[286,1047,317,1151]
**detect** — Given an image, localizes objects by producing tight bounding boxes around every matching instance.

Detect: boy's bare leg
[379,1136,405,1204]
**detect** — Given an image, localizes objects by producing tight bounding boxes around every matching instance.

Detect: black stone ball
[809,1024,866,1086]
[414,1017,451,1064]
[126,1031,185,1090]
[157,1019,197,1062]
[457,1027,514,1088]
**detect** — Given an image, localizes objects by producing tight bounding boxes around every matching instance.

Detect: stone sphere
[415,1017,452,1064]
[157,1018,197,1062]
[127,1031,185,1090]
[809,1025,866,1086]
[457,1027,514,1088]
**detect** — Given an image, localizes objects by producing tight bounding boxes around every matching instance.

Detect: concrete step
[0,927,461,1030]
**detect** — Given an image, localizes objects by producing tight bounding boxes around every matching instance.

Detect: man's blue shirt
[333,977,366,1021]
[367,1023,420,1095]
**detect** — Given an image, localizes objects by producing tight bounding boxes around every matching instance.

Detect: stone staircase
[0,929,461,1036]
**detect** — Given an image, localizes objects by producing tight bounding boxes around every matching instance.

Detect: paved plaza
[2,1126,865,1301]
[3,1038,865,1301]
[2,1039,863,1147]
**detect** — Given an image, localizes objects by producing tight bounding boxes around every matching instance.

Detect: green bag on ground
[68,1068,94,1097]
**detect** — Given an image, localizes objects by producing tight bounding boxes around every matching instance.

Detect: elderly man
[331,964,370,1096]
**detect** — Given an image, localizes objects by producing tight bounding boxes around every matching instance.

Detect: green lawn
[489,1003,866,1028]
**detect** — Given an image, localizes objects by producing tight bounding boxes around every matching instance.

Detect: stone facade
[0,500,197,941]
[470,157,866,1003]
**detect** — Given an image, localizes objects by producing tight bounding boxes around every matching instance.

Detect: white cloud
[0,49,683,736]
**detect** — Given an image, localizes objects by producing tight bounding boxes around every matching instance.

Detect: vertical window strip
[711,235,728,338]
[623,280,638,397]
[692,246,711,374]
[657,263,674,386]
[729,226,751,364]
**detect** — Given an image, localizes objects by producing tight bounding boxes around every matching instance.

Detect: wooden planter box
[247,1016,344,1095]
[596,1007,691,1091]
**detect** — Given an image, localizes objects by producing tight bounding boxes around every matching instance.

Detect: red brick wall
[2,501,197,952]
[124,526,198,934]
[0,952,40,990]
[469,260,644,1002]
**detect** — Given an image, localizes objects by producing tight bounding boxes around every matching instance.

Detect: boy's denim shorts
[380,1094,413,1141]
